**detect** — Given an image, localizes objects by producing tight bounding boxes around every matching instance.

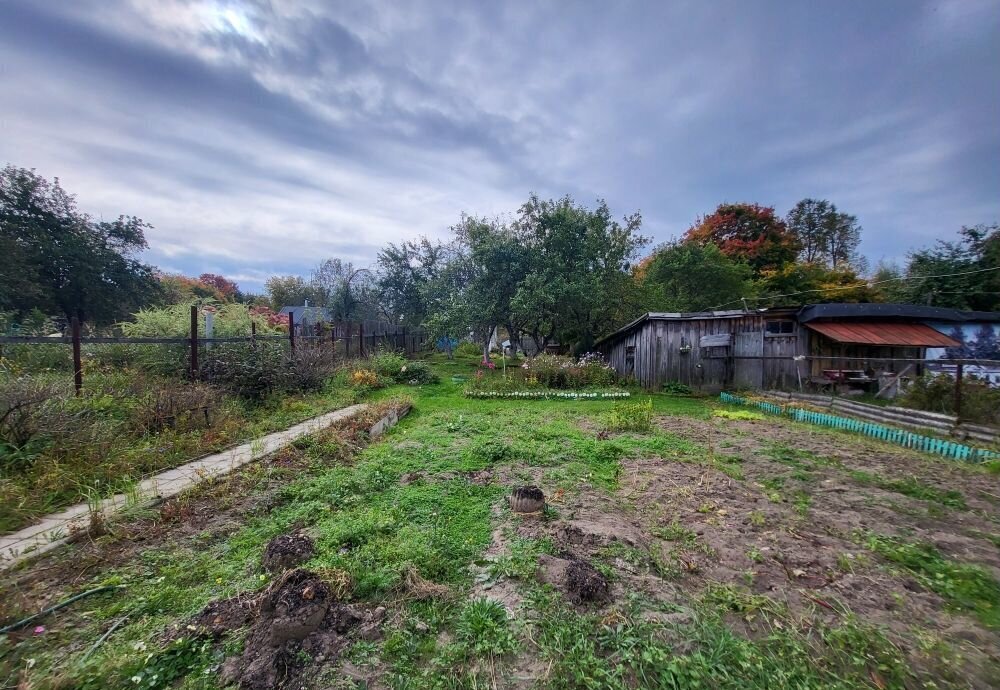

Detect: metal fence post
[189,305,198,378]
[359,321,365,358]
[954,363,963,420]
[250,320,256,347]
[71,316,83,396]
[288,311,296,354]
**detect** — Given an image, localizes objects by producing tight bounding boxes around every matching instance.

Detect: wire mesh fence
[0,307,427,394]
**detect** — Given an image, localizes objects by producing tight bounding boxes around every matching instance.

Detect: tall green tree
[453,215,532,359]
[0,165,158,324]
[265,275,321,310]
[756,262,877,306]
[511,195,646,353]
[900,224,1000,310]
[310,258,378,321]
[640,242,754,312]
[785,198,832,264]
[376,238,446,326]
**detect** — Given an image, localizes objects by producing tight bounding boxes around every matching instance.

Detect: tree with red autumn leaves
[683,203,800,275]
[198,273,239,300]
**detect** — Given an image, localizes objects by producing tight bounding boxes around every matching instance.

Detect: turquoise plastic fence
[718,392,1000,464]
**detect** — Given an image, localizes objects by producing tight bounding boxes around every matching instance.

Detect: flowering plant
[465,389,630,400]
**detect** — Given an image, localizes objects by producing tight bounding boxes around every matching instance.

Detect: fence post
[954,363,963,421]
[288,311,296,354]
[189,305,198,378]
[359,321,365,358]
[71,316,83,396]
[250,320,256,347]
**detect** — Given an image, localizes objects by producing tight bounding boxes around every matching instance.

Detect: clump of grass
[456,598,517,657]
[713,409,765,421]
[489,536,554,580]
[470,438,512,464]
[850,470,966,509]
[861,532,1000,626]
[604,399,653,433]
[711,453,745,479]
[524,586,913,689]
[653,520,697,544]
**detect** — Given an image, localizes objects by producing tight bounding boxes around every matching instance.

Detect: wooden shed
[595,308,803,392]
[596,304,991,393]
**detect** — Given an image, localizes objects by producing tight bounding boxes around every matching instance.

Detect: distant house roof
[804,321,960,347]
[278,306,333,322]
[596,303,1000,348]
[595,307,799,347]
[797,303,1000,323]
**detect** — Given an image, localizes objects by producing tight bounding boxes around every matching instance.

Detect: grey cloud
[0,0,997,291]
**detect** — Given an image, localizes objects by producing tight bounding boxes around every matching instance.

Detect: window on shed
[765,320,795,336]
[625,345,636,373]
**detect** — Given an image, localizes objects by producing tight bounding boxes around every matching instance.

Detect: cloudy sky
[1,0,998,292]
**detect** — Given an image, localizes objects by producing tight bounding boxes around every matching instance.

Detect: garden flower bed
[464,389,630,400]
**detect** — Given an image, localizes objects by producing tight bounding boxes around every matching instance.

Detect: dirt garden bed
[471,411,1000,688]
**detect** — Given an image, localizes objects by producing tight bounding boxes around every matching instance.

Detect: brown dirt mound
[566,559,611,604]
[537,553,612,605]
[261,534,315,573]
[177,596,256,640]
[181,569,386,690]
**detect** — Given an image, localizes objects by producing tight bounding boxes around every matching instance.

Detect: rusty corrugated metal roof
[804,321,960,347]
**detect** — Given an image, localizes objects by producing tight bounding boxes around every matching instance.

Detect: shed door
[733,330,763,389]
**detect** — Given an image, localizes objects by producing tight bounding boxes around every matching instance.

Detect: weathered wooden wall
[602,314,806,391]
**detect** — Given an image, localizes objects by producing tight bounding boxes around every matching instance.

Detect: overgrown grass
[523,585,913,689]
[849,470,967,509]
[8,352,994,689]
[0,370,358,534]
[861,532,1000,627]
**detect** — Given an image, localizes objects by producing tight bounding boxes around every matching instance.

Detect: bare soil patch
[212,568,384,690]
[482,413,1000,687]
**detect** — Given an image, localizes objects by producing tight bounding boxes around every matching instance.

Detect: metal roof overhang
[804,321,960,347]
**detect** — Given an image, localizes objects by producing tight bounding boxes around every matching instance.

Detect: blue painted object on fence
[718,392,1000,464]
[436,336,458,352]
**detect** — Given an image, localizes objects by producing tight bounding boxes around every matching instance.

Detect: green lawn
[2,353,997,689]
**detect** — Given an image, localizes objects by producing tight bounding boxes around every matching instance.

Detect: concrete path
[0,403,367,571]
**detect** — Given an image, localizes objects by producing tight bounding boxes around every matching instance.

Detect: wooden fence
[0,307,426,395]
[762,390,999,446]
[720,392,1000,463]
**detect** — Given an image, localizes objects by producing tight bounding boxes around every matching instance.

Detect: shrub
[519,353,617,389]
[201,344,283,400]
[0,377,68,455]
[662,381,693,395]
[454,341,483,358]
[898,374,1000,425]
[349,369,381,389]
[200,343,334,400]
[605,398,654,433]
[134,382,223,433]
[396,360,439,385]
[368,349,408,379]
[285,346,335,393]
